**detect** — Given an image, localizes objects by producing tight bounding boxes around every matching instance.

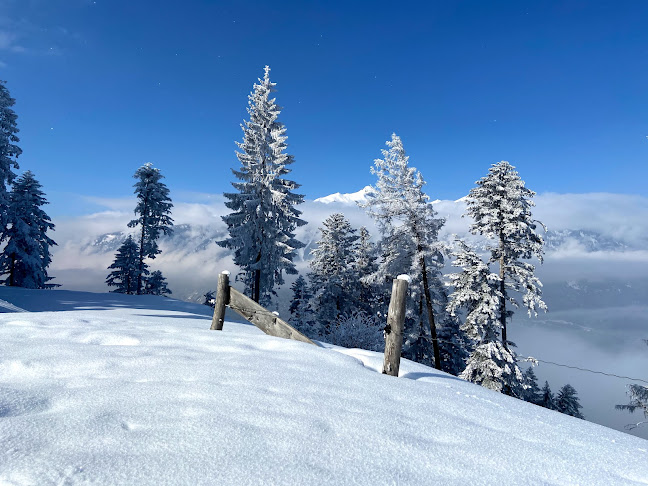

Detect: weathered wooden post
[210,271,230,331]
[382,274,409,376]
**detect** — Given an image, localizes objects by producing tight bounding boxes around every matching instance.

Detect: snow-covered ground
[1,288,647,485]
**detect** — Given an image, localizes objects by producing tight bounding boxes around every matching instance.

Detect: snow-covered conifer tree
[219,66,305,306]
[127,163,173,295]
[540,381,556,410]
[616,340,648,428]
[465,161,546,349]
[106,236,141,294]
[0,171,57,288]
[448,240,525,395]
[361,134,446,369]
[309,213,359,332]
[523,367,543,405]
[288,275,317,335]
[354,226,378,315]
[143,270,171,296]
[555,384,585,419]
[203,290,216,308]
[0,80,21,233]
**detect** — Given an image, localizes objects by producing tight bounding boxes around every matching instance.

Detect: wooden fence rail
[210,271,316,346]
[210,270,408,376]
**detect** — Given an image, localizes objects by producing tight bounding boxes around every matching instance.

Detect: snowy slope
[0,289,647,485]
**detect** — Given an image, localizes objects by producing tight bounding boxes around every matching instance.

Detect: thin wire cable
[417,334,648,385]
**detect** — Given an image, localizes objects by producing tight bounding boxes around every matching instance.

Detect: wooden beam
[382,275,409,376]
[228,287,317,346]
[210,271,230,330]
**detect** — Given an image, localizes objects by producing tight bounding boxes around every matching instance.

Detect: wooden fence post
[210,271,230,331]
[382,275,409,376]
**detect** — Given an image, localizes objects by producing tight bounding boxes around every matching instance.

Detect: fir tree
[203,290,216,308]
[615,339,648,428]
[523,367,543,405]
[0,80,21,233]
[448,239,524,395]
[354,226,379,315]
[219,66,305,306]
[465,161,547,350]
[361,133,446,369]
[555,384,585,419]
[143,270,171,296]
[127,163,173,295]
[106,235,141,294]
[288,275,317,335]
[0,171,58,288]
[540,381,556,410]
[309,213,358,332]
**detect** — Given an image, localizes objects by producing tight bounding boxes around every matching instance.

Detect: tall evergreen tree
[0,171,57,288]
[143,270,171,296]
[309,213,358,332]
[106,235,141,294]
[288,275,317,335]
[555,384,585,419]
[523,367,543,405]
[448,240,524,395]
[361,133,446,369]
[0,80,21,234]
[354,226,379,315]
[540,381,556,410]
[616,339,648,428]
[219,66,305,306]
[127,163,173,295]
[465,161,547,350]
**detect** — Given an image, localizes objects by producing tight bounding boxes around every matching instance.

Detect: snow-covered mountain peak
[314,185,375,205]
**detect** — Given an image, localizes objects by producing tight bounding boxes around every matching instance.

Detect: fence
[209,270,410,377]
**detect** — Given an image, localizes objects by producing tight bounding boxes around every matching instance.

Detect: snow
[314,185,375,205]
[1,287,647,485]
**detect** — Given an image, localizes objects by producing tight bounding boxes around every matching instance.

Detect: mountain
[0,286,646,485]
[313,185,375,204]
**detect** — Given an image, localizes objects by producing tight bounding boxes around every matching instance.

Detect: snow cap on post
[397,274,411,283]
[221,270,231,276]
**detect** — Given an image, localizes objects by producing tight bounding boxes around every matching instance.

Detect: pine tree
[448,239,524,395]
[361,133,446,369]
[354,226,379,315]
[523,367,543,405]
[219,66,305,306]
[0,171,58,288]
[615,339,648,427]
[288,275,317,335]
[143,270,171,296]
[540,381,556,410]
[106,235,141,294]
[0,80,21,233]
[309,213,358,332]
[555,384,585,419]
[465,161,547,350]
[127,163,173,295]
[203,290,216,308]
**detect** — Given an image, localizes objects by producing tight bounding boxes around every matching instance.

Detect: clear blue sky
[1,0,646,217]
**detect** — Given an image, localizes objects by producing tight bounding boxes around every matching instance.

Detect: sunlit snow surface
[0,289,647,485]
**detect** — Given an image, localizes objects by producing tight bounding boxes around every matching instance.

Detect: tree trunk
[137,201,148,296]
[9,255,15,287]
[420,256,441,370]
[253,253,261,304]
[499,233,508,350]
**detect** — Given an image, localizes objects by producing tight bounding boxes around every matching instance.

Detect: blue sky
[1,0,646,217]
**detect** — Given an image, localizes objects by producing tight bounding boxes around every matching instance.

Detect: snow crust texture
[0,288,647,485]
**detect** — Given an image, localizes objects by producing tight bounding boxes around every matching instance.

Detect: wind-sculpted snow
[0,288,647,485]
